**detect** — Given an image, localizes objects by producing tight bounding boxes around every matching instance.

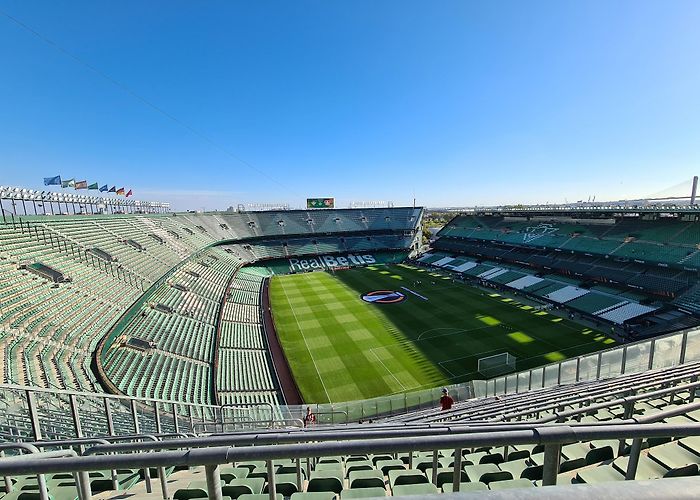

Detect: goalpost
[477,352,517,378]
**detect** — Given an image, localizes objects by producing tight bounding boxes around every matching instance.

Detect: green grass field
[270,263,615,403]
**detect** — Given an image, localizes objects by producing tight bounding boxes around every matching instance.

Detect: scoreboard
[306,198,335,209]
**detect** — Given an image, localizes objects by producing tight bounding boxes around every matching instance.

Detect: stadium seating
[8,207,700,498]
[0,208,420,404]
[216,267,281,407]
[2,351,700,499]
[437,214,700,270]
[431,212,700,334]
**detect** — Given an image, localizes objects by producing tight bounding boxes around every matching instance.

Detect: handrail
[418,361,700,423]
[221,402,275,424]
[0,444,81,500]
[1,423,700,500]
[72,420,639,456]
[192,418,303,432]
[534,380,700,424]
[0,382,221,410]
[634,400,700,424]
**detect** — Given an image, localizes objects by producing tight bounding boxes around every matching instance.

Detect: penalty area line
[369,347,406,391]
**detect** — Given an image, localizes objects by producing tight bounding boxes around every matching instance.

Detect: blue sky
[1,1,700,210]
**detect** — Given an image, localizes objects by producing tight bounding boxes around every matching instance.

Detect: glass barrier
[530,368,543,390]
[1,326,699,439]
[482,326,699,399]
[685,329,700,362]
[559,359,578,385]
[652,335,683,370]
[622,342,648,374]
[306,380,475,423]
[599,349,623,378]
[543,364,559,387]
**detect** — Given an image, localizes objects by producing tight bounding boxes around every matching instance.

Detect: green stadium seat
[612,455,669,480]
[263,474,299,497]
[391,483,439,496]
[222,478,265,497]
[220,467,250,481]
[387,469,428,488]
[290,493,337,500]
[370,454,393,466]
[679,436,700,456]
[504,448,530,461]
[424,468,467,488]
[647,442,700,471]
[489,479,535,490]
[442,481,489,492]
[346,461,374,476]
[239,495,283,500]
[463,463,501,482]
[479,470,514,485]
[576,465,626,484]
[498,459,530,479]
[348,469,384,489]
[307,470,343,494]
[341,486,387,498]
[173,481,208,500]
[374,460,404,476]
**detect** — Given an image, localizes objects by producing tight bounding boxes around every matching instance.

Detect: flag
[88,182,99,190]
[61,178,75,188]
[126,189,133,198]
[116,187,125,195]
[99,185,108,192]
[75,180,88,190]
[43,176,61,186]
[108,186,116,193]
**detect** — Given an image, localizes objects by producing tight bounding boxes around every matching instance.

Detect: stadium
[3,2,700,499]
[2,189,700,499]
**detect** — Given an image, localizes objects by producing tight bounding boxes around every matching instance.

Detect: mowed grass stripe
[271,272,418,403]
[275,277,332,401]
[300,275,396,401]
[271,264,614,403]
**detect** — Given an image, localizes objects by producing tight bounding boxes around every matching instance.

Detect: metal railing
[4,325,700,438]
[0,383,293,443]
[1,419,700,500]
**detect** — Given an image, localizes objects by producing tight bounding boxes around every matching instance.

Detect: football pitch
[269,263,615,403]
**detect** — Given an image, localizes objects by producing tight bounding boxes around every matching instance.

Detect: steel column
[26,391,42,441]
[69,395,83,439]
[104,398,115,436]
[542,443,561,486]
[431,450,439,485]
[205,464,222,500]
[452,448,462,492]
[266,460,276,499]
[625,438,643,480]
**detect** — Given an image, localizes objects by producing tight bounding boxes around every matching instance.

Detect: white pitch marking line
[369,347,406,391]
[417,325,492,341]
[438,346,508,367]
[438,361,456,378]
[279,278,332,403]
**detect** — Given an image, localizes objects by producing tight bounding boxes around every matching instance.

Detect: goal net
[477,352,517,378]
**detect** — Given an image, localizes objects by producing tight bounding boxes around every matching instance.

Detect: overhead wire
[0,7,294,194]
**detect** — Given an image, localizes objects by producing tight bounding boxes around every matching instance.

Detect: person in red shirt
[440,388,454,411]
[303,406,316,427]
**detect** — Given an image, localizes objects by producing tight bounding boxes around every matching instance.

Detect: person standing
[439,388,454,411]
[303,406,316,427]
